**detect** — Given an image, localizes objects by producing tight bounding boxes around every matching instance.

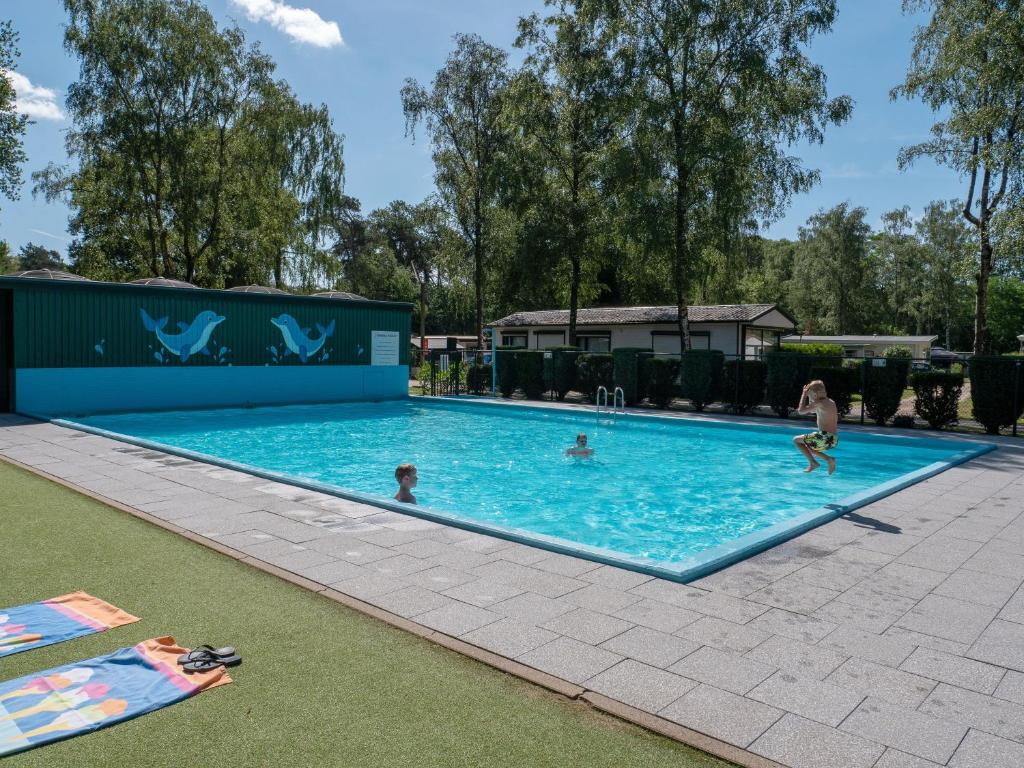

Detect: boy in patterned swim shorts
[792,379,839,475]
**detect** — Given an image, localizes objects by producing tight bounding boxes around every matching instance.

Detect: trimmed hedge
[642,356,680,408]
[515,351,547,399]
[613,348,652,405]
[576,353,614,403]
[722,359,766,414]
[910,370,963,430]
[495,346,523,398]
[780,342,844,360]
[808,365,858,418]
[863,351,911,425]
[680,350,724,411]
[969,356,1024,434]
[466,363,492,395]
[543,346,580,400]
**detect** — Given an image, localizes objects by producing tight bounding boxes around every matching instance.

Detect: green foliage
[808,366,858,418]
[680,350,723,412]
[765,351,842,417]
[604,0,850,345]
[402,33,510,345]
[790,204,873,334]
[779,343,844,360]
[641,357,680,408]
[722,360,766,414]
[515,350,547,399]
[612,348,651,405]
[863,350,911,426]
[576,353,613,403]
[988,277,1024,354]
[39,0,348,288]
[969,357,1024,434]
[0,21,28,210]
[882,345,912,360]
[466,363,492,395]
[545,346,580,400]
[495,346,523,397]
[909,370,964,430]
[894,0,1024,354]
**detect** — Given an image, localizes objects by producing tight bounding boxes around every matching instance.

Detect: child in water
[566,433,593,458]
[792,380,839,475]
[394,463,418,504]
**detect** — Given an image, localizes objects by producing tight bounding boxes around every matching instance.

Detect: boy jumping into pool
[793,380,839,475]
[566,433,593,458]
[394,463,418,504]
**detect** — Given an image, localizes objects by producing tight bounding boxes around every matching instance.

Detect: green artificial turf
[0,460,733,768]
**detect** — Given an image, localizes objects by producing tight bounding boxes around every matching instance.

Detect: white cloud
[230,0,343,48]
[3,70,64,121]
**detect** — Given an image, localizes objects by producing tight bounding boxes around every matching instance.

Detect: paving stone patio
[2,409,1024,768]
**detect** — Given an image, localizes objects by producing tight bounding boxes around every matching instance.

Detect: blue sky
[2,0,963,256]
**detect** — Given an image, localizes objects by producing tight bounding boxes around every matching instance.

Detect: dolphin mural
[139,308,225,363]
[270,314,335,363]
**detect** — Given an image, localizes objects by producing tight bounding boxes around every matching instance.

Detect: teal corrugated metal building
[0,276,412,415]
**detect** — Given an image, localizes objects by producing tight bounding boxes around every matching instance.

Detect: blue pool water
[70,399,993,580]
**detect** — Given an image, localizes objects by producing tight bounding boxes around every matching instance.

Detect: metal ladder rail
[596,385,608,419]
[612,386,625,418]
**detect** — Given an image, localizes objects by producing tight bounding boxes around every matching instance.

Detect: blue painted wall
[17,365,409,416]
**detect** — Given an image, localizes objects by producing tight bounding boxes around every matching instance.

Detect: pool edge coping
[0,447,787,768]
[47,401,998,586]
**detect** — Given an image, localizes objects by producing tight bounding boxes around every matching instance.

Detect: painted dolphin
[270,314,335,363]
[140,308,225,363]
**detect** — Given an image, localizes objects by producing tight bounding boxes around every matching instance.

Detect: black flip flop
[181,658,224,674]
[177,645,236,665]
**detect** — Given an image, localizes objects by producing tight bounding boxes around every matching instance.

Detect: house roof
[492,304,792,328]
[783,335,938,345]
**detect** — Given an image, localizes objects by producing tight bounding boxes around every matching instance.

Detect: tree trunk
[419,276,427,349]
[674,167,690,355]
[974,234,992,355]
[568,173,582,348]
[473,191,484,351]
[273,252,284,289]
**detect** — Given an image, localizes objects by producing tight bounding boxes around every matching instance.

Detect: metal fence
[427,347,1022,437]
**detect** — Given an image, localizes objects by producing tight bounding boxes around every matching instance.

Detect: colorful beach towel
[0,636,232,757]
[0,592,139,657]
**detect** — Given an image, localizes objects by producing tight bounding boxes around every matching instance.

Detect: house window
[501,334,527,347]
[577,334,610,353]
[651,331,708,354]
[744,328,780,359]
[534,331,566,349]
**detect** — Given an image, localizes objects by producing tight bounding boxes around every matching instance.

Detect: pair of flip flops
[177,645,242,673]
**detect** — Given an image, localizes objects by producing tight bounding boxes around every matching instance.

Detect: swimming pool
[64,399,994,582]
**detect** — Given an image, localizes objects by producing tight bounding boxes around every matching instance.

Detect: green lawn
[0,460,730,768]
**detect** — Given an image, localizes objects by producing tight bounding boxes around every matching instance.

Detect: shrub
[843,358,865,395]
[642,356,680,408]
[969,356,1024,434]
[882,345,912,360]
[680,350,724,411]
[780,342,844,362]
[809,366,858,418]
[576,353,614,403]
[515,351,547,399]
[721,359,766,414]
[466,363,492,395]
[909,370,964,430]
[495,345,522,398]
[613,348,652,405]
[892,415,915,429]
[543,346,580,400]
[863,349,911,425]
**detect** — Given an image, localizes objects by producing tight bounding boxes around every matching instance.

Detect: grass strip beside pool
[0,460,732,768]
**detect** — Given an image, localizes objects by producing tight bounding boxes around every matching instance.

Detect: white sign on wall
[371,330,401,366]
